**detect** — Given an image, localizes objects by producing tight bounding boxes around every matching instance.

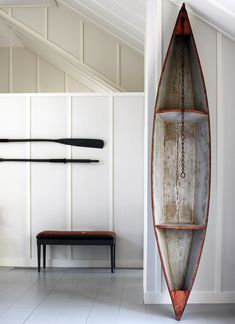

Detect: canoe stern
[170,290,190,321]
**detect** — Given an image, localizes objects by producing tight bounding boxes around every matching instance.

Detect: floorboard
[0,268,233,324]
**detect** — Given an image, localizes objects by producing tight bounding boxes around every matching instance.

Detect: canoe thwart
[157,108,208,115]
[157,110,208,122]
[155,224,206,230]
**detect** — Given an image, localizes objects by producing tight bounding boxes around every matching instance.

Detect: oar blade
[56,138,104,148]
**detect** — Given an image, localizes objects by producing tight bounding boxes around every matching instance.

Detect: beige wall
[0,3,144,93]
[0,46,92,93]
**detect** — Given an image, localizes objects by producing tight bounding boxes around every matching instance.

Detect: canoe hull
[151,3,211,320]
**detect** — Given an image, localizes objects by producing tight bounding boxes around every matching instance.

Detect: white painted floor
[0,267,234,324]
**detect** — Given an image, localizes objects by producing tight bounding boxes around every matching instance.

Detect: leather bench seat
[36,230,116,273]
[37,230,116,240]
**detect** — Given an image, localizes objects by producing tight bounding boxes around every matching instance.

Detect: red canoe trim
[170,290,190,321]
[175,4,192,35]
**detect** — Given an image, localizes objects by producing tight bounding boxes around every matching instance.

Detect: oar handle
[48,159,99,163]
[0,158,99,163]
[0,139,53,143]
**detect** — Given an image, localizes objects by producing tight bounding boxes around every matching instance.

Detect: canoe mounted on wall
[151,3,211,321]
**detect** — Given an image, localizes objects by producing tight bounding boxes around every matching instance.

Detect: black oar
[0,138,104,149]
[0,158,99,163]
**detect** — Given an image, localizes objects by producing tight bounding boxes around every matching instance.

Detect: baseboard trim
[0,258,143,269]
[144,291,235,304]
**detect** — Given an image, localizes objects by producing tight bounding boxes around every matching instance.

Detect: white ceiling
[60,0,235,54]
[60,0,146,53]
[1,0,235,55]
[172,0,235,41]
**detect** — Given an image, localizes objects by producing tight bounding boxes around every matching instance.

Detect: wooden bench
[36,231,116,273]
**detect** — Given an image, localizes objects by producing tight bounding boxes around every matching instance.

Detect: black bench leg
[43,245,46,269]
[37,244,41,272]
[110,244,114,273]
[114,244,116,269]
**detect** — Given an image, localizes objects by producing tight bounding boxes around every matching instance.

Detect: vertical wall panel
[0,97,28,260]
[12,47,37,93]
[162,0,178,58]
[1,8,9,14]
[71,96,109,260]
[0,47,9,93]
[114,96,144,267]
[84,23,117,82]
[144,0,161,295]
[48,4,80,58]
[67,76,93,93]
[39,58,65,93]
[12,7,45,36]
[221,36,235,291]
[120,46,144,92]
[189,13,217,292]
[31,96,68,261]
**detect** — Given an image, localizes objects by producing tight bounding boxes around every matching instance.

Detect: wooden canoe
[151,3,211,321]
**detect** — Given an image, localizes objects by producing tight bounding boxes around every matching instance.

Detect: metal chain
[175,17,186,222]
[175,122,180,221]
[180,17,186,178]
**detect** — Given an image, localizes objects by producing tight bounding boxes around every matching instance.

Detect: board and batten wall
[0,2,144,93]
[0,93,144,268]
[0,45,92,93]
[144,0,235,303]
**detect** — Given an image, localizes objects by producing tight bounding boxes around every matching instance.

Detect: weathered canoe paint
[151,3,211,321]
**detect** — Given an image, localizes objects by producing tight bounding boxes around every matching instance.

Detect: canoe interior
[158,36,207,113]
[152,32,210,293]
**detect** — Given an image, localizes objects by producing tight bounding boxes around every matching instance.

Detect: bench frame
[37,237,116,273]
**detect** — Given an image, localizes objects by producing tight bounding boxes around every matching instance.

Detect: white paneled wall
[114,96,144,266]
[144,0,235,303]
[0,47,9,93]
[48,4,81,58]
[0,97,29,261]
[0,45,92,93]
[39,58,65,93]
[83,23,116,83]
[71,96,110,261]
[12,7,45,36]
[221,36,235,291]
[0,1,144,92]
[30,96,69,261]
[0,93,144,268]
[12,47,37,93]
